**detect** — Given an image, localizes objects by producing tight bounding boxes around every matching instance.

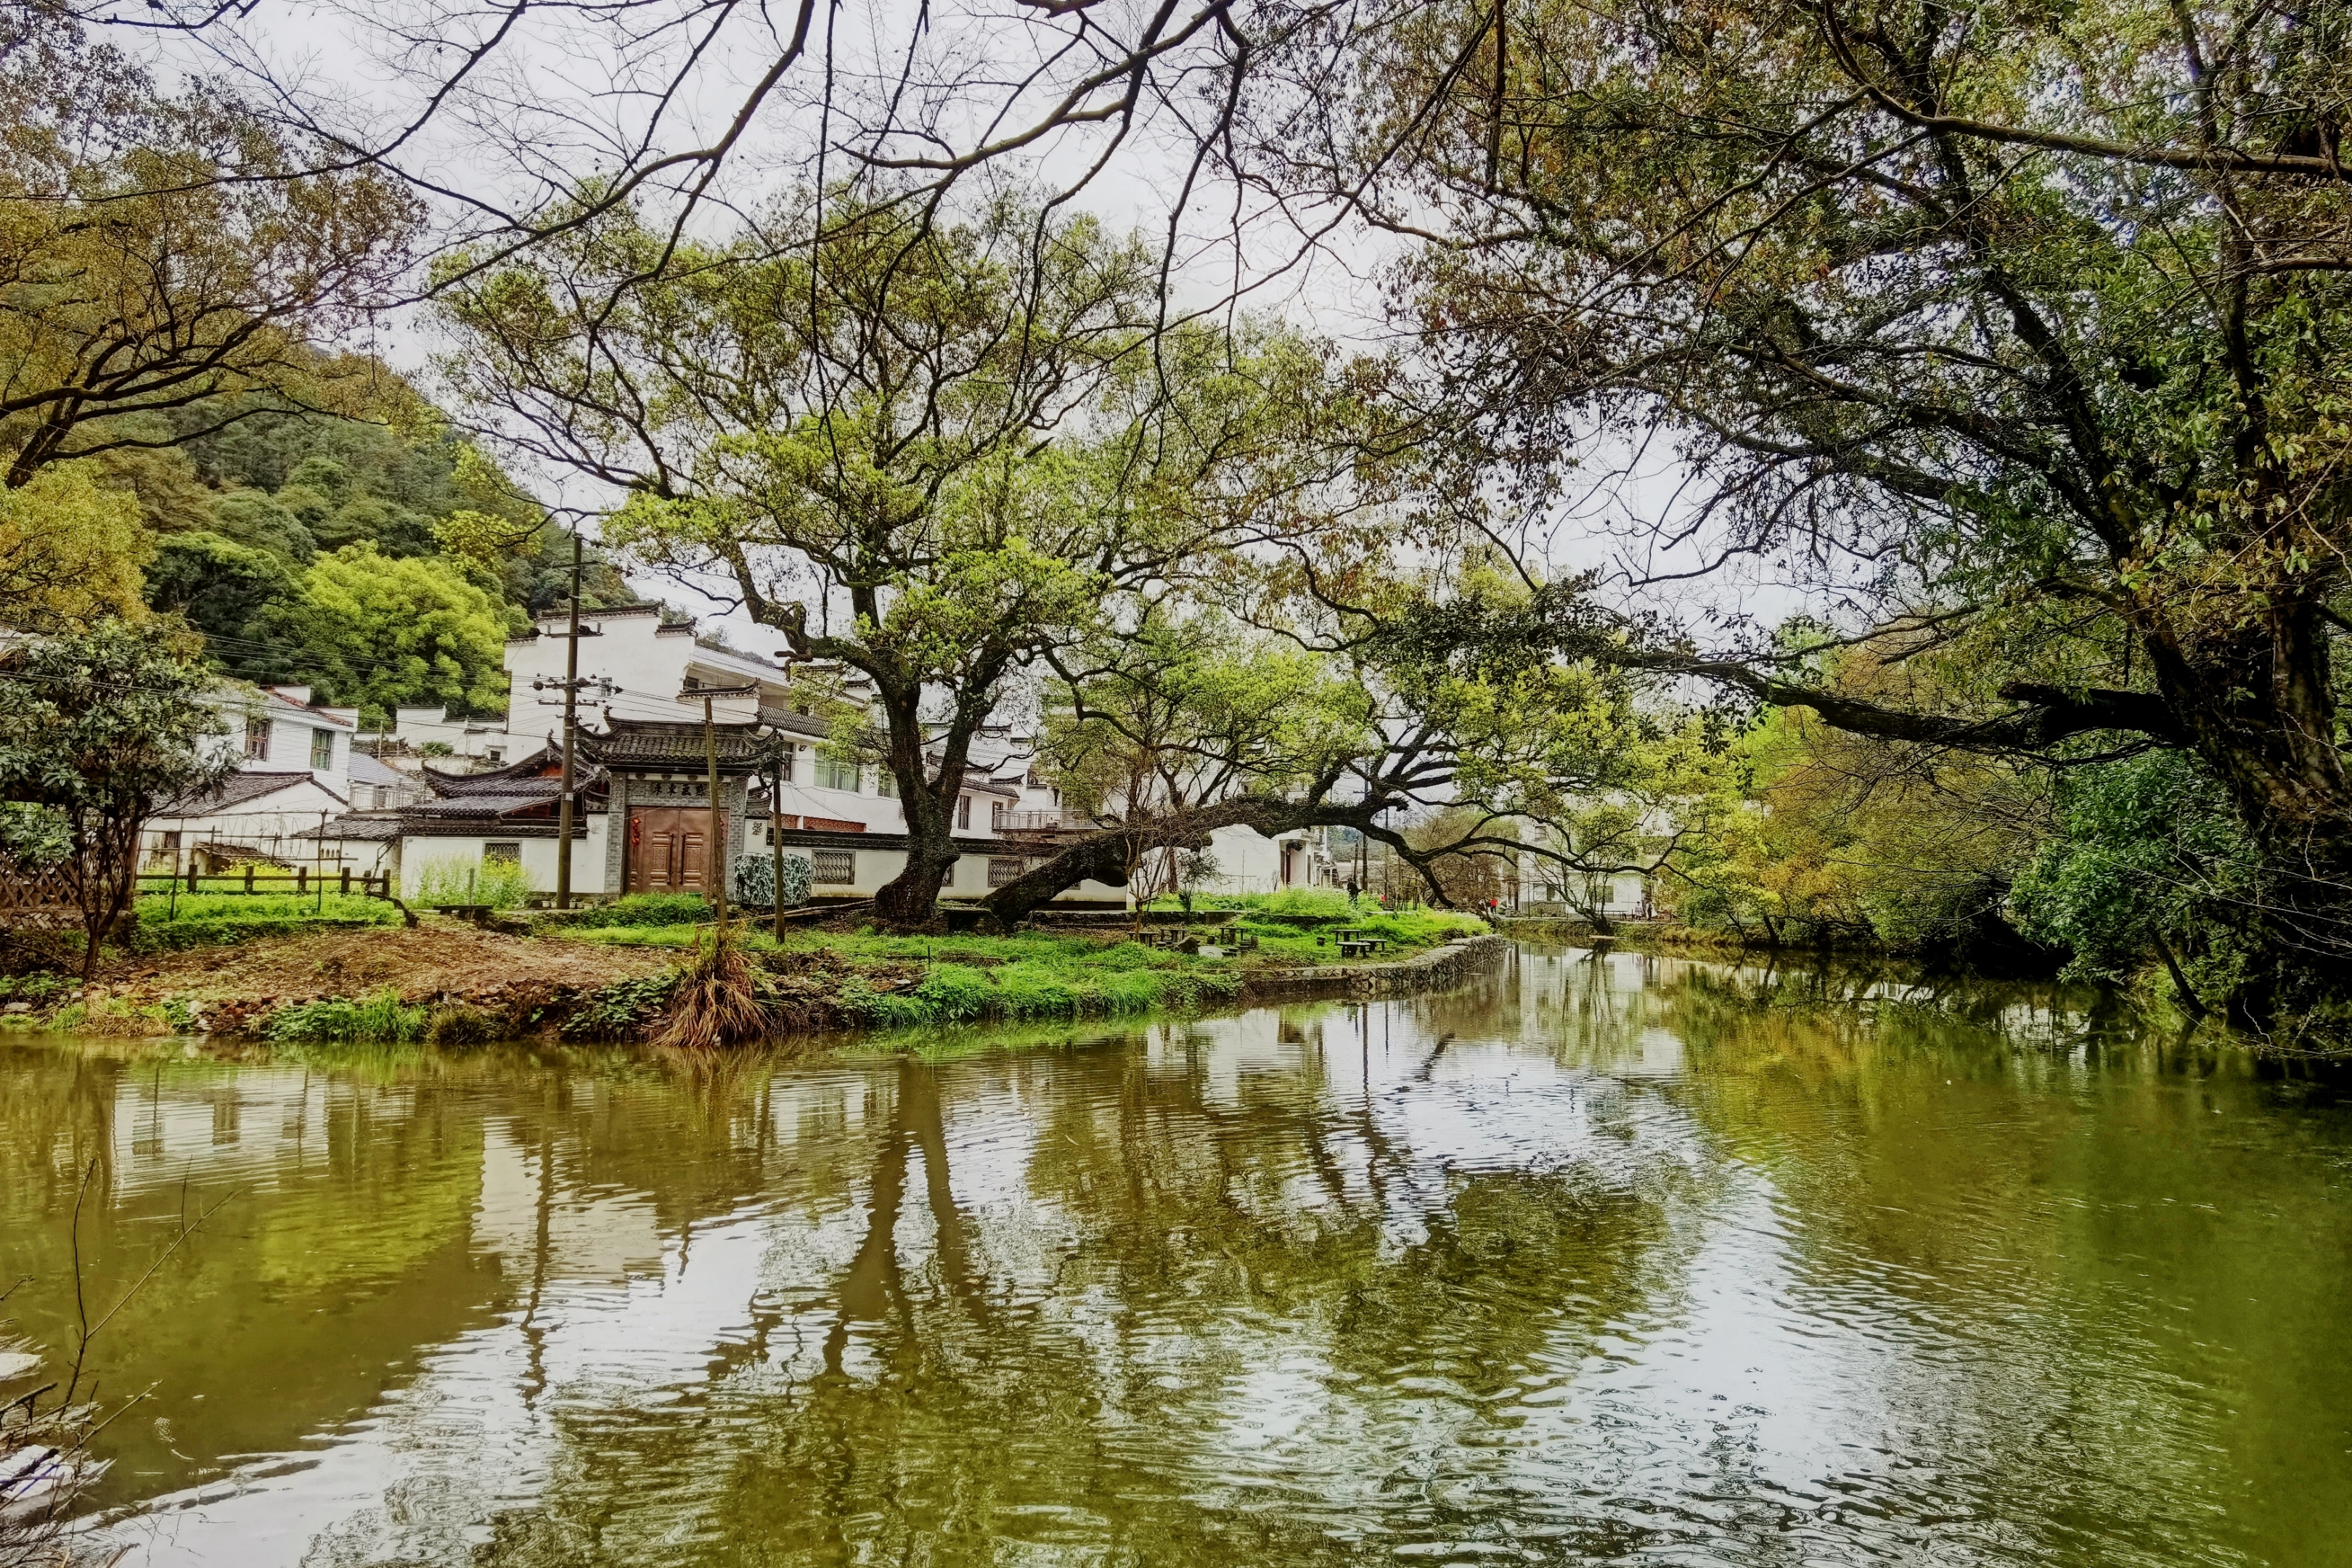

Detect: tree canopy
[441,185,1337,922]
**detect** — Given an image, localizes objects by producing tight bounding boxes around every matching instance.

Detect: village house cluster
[144,607,1363,909]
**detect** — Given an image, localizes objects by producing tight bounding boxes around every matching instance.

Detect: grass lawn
[558,902,1490,1028]
[131,891,403,950]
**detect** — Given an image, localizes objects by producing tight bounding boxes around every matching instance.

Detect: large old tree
[441,187,1329,925]
[0,8,418,486]
[1204,0,2352,1009]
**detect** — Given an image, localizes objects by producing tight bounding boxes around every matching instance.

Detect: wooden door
[629,808,726,892]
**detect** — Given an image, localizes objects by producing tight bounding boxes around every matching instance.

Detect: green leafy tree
[2012,752,2261,1014]
[442,186,1320,924]
[0,10,417,485]
[1229,0,2352,1018]
[208,489,317,565]
[142,530,300,679]
[253,544,513,724]
[0,620,235,976]
[0,460,151,632]
[988,611,1377,921]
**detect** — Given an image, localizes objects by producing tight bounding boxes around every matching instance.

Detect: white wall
[382,708,513,766]
[144,775,355,868]
[400,818,613,900]
[204,683,356,796]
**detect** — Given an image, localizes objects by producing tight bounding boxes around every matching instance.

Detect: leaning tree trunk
[981,796,1406,927]
[875,780,961,928]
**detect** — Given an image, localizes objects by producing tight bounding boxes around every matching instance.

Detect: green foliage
[252,544,513,723]
[424,1004,503,1046]
[142,531,299,680]
[131,891,399,950]
[560,972,679,1041]
[0,460,154,632]
[558,892,712,928]
[2011,752,2259,997]
[210,488,317,565]
[0,973,71,1007]
[834,951,1246,1029]
[264,988,427,1044]
[1251,887,1356,918]
[1682,684,2048,959]
[0,620,236,973]
[0,803,67,867]
[136,385,639,693]
[412,856,531,909]
[1042,613,1377,841]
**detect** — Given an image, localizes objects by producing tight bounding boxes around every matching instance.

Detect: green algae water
[4,945,2351,1566]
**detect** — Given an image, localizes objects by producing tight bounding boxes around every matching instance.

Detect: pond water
[4,944,2350,1566]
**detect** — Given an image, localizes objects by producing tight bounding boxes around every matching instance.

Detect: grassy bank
[7,892,1491,1046]
[564,899,1486,1029]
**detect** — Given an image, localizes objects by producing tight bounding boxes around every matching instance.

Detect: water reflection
[1,947,2347,1565]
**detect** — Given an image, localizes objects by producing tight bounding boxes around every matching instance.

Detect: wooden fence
[0,863,78,928]
[136,867,396,899]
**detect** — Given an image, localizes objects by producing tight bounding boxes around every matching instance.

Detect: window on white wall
[483,843,520,865]
[310,730,334,769]
[816,754,859,791]
[956,795,971,829]
[245,716,269,760]
[811,849,855,884]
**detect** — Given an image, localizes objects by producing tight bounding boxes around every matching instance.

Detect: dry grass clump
[653,925,771,1050]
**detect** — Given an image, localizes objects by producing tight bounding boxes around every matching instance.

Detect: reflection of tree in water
[0,1049,502,1507]
[1560,957,2352,1564]
[467,1030,1688,1566]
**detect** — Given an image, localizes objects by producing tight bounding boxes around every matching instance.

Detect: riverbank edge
[1496,917,1757,956]
[4,930,1514,1048]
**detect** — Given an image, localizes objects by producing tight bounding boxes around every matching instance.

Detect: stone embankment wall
[1244,934,1510,1002]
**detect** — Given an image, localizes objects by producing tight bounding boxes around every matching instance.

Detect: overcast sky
[120,0,1816,653]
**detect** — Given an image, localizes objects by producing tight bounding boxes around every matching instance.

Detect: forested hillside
[124,382,636,723]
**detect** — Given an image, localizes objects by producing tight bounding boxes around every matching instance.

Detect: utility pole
[704,693,727,929]
[771,751,785,943]
[555,535,582,909]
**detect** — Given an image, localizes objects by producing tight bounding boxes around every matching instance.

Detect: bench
[429,903,499,928]
[1337,939,1376,960]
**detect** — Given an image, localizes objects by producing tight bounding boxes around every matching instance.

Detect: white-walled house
[327,605,1349,906]
[365,707,515,768]
[144,685,359,872]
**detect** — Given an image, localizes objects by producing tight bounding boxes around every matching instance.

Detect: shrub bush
[412,856,532,910]
[561,893,711,929]
[425,1004,503,1046]
[560,972,679,1040]
[265,988,426,1044]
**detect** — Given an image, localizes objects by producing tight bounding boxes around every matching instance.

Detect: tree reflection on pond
[1,946,2345,1566]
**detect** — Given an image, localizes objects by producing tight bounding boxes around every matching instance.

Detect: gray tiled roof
[158,769,330,814]
[298,813,406,841]
[580,716,777,770]
[348,752,409,789]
